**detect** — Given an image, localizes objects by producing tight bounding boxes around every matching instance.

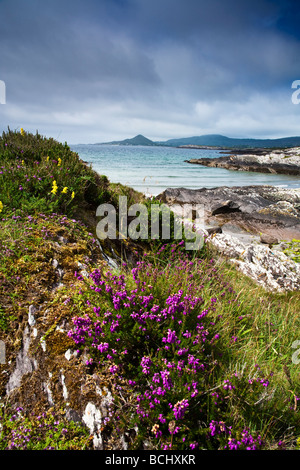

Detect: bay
[71,144,300,196]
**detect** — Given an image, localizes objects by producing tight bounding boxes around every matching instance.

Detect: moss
[282,239,300,263]
[45,330,75,357]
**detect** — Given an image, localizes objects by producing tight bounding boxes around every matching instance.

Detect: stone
[206,226,222,235]
[260,234,278,245]
[6,326,38,394]
[159,185,300,292]
[82,402,103,450]
[185,148,300,176]
[208,233,300,292]
[158,185,300,244]
[211,200,240,215]
[28,305,37,327]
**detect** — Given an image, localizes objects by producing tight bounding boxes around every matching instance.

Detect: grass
[0,129,299,450]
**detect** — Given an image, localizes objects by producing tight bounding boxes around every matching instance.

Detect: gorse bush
[67,243,299,450]
[0,128,114,217]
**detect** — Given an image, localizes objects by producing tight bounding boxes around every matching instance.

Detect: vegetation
[0,127,142,219]
[0,129,299,450]
[282,239,300,263]
[0,406,92,450]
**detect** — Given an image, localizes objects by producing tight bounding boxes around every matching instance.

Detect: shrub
[0,128,112,217]
[0,406,91,450]
[67,242,299,450]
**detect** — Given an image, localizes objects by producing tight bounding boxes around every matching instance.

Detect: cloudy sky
[1,0,300,144]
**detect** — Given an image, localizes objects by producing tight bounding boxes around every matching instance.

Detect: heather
[0,129,299,450]
[0,407,91,450]
[66,244,300,450]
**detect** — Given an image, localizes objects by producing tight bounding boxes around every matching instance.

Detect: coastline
[77,144,300,292]
[158,184,300,292]
[185,146,300,176]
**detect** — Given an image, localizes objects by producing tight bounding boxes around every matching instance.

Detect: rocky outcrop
[0,216,129,450]
[158,185,300,242]
[185,147,300,176]
[158,185,300,292]
[208,233,300,292]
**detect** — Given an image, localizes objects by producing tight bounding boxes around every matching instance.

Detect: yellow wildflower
[46,156,49,162]
[61,187,68,194]
[51,180,58,195]
[21,160,24,165]
[20,128,25,136]
[71,191,75,200]
[57,157,62,167]
[0,201,3,212]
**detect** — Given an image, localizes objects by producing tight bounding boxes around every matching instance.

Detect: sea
[70,144,300,197]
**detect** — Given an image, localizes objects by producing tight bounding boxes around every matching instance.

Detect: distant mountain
[98,134,155,146]
[98,133,300,149]
[158,134,300,149]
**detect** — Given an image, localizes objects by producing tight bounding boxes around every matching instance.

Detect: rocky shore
[158,185,300,292]
[185,147,300,176]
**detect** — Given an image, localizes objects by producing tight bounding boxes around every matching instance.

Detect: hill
[98,134,155,146]
[159,134,300,149]
[99,133,300,149]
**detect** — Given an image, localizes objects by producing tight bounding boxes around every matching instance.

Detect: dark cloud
[0,0,300,143]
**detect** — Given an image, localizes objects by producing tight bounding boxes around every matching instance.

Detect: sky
[1,0,300,144]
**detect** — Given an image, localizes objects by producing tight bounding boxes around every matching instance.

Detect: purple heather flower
[141,356,153,374]
[162,329,178,344]
[97,342,109,353]
[189,442,199,450]
[173,399,189,420]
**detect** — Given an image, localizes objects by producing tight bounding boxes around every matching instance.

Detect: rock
[207,233,246,259]
[6,326,38,394]
[185,147,300,176]
[158,185,300,243]
[206,226,222,235]
[208,233,300,292]
[211,200,240,215]
[28,305,37,327]
[260,234,278,245]
[82,403,103,450]
[158,185,300,292]
[0,340,5,365]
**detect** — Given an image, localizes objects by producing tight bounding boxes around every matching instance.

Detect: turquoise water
[71,144,300,196]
